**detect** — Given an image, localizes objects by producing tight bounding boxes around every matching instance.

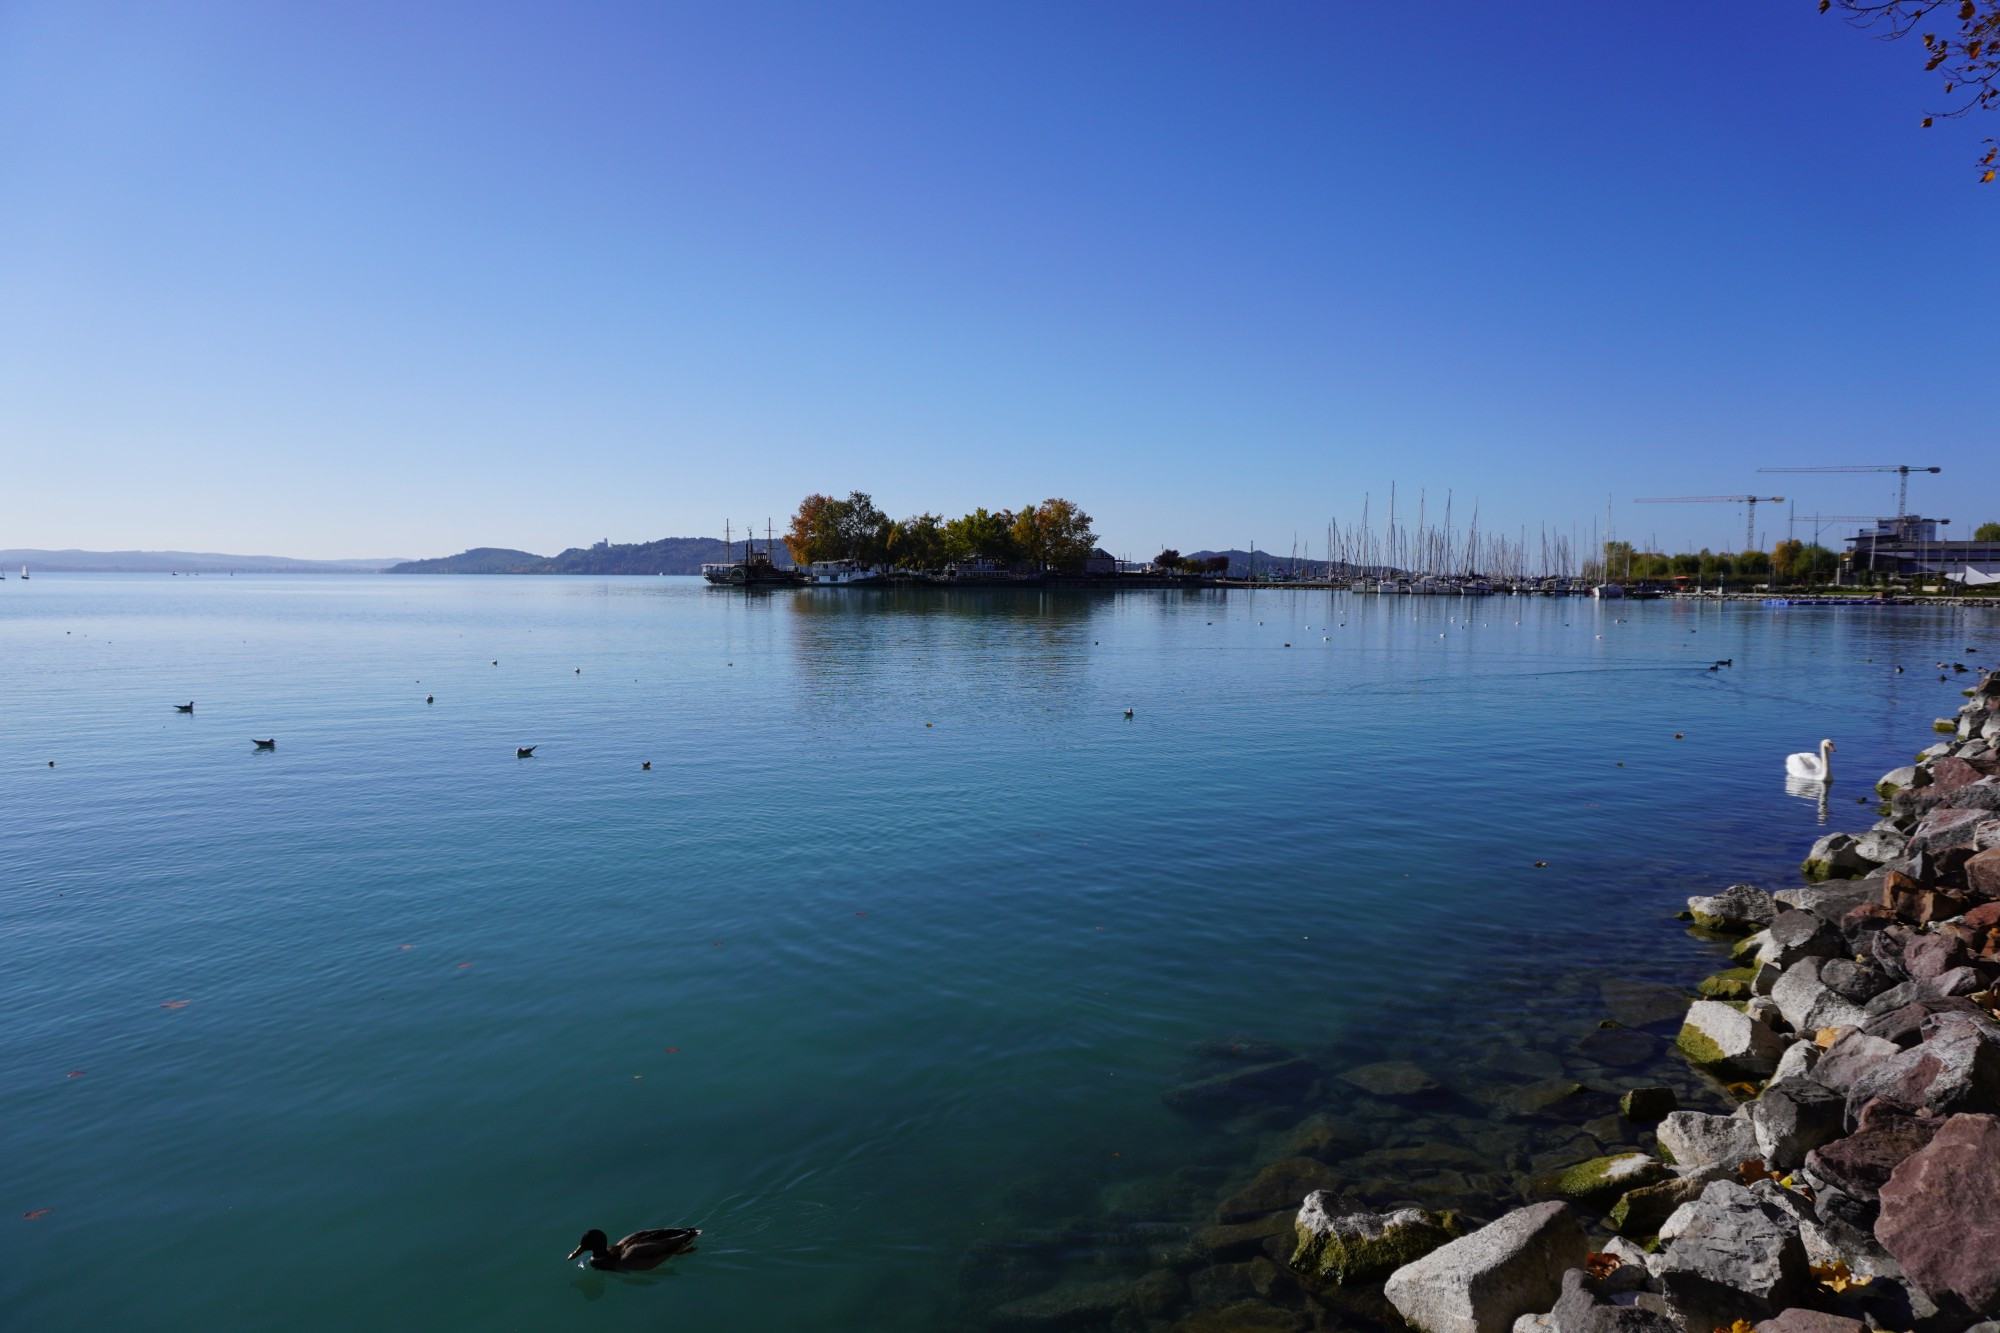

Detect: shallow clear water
[2,576,1989,1330]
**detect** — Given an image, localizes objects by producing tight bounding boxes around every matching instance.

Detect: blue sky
[1,1,1991,560]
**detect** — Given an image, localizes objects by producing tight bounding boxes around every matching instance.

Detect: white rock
[1383,1202,1587,1333]
[1655,1110,1759,1175]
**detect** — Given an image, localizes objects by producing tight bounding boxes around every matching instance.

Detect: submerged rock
[1218,1157,1345,1223]
[1164,1056,1320,1118]
[1546,1267,1678,1333]
[1289,1195,1460,1287]
[1383,1201,1587,1333]
[1599,980,1692,1030]
[1576,1028,1658,1068]
[1341,1060,1443,1098]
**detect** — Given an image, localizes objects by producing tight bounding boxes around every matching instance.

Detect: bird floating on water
[252,738,275,749]
[641,761,651,770]
[426,695,434,703]
[517,746,536,758]
[175,702,194,713]
[567,1227,700,1271]
[1785,739,1834,783]
[1123,708,1134,719]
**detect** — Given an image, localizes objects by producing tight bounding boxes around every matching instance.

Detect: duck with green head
[566,1226,700,1271]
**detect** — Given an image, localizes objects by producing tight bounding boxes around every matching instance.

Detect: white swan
[1786,738,1834,782]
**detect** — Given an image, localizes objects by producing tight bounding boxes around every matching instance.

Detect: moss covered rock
[1531,1152,1671,1206]
[1676,1000,1785,1079]
[1619,1086,1677,1122]
[1289,1193,1460,1287]
[1697,968,1758,1001]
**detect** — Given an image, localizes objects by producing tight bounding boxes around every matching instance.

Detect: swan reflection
[1785,773,1831,824]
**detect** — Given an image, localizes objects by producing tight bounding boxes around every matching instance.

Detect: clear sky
[1,1,1991,561]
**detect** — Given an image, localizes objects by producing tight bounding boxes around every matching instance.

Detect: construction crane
[1634,495,1784,551]
[1755,465,1940,519]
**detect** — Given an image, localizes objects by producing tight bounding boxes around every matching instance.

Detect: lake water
[3,575,1990,1331]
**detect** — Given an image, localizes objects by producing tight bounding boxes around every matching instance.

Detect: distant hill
[1184,549,1378,579]
[388,537,795,576]
[0,548,408,574]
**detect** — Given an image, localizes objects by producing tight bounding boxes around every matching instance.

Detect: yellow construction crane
[1633,495,1784,551]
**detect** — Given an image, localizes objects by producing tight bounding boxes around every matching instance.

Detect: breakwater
[958,670,2000,1333]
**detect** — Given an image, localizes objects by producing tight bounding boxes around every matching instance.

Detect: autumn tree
[783,491,891,565]
[1824,0,1999,180]
[1011,498,1098,572]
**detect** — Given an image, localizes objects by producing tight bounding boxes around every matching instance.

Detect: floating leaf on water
[159,1000,189,1009]
[1724,1081,1760,1100]
[664,1047,680,1054]
[456,963,473,970]
[23,1208,52,1220]
[66,1070,83,1078]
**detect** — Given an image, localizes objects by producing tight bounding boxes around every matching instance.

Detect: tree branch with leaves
[1823,0,1999,180]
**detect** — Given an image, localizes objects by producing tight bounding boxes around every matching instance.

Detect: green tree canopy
[1976,521,2000,540]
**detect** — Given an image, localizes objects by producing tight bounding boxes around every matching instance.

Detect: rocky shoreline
[958,670,2000,1333]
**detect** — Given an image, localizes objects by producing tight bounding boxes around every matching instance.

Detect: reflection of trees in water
[783,588,1109,719]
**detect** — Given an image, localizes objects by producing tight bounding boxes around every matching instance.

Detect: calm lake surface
[3,575,1991,1330]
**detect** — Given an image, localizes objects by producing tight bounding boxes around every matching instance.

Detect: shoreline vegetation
[963,671,2000,1333]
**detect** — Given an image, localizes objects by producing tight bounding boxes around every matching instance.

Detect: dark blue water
[2,576,1988,1330]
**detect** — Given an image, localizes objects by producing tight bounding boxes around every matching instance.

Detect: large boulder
[1341,1060,1442,1097]
[1383,1202,1587,1333]
[1688,884,1777,934]
[1810,1028,1902,1093]
[1775,881,1879,926]
[1656,1179,1810,1329]
[1818,958,1895,1005]
[1655,1110,1759,1174]
[1754,1310,1869,1333]
[1912,806,1989,855]
[1854,829,1910,864]
[1676,1001,1786,1079]
[1750,1079,1847,1171]
[1803,833,1873,882]
[1290,1195,1459,1287]
[1804,1101,1942,1203]
[1876,766,1924,799]
[1545,1268,1678,1333]
[1968,847,2000,896]
[1876,1113,2000,1317]
[1758,911,1847,969]
[1771,958,1868,1035]
[1843,1012,2000,1128]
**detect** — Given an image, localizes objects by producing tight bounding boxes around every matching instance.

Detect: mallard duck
[566,1227,700,1270]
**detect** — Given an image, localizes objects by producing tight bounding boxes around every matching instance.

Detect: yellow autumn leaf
[1923,116,1935,127]
[1984,170,1997,182]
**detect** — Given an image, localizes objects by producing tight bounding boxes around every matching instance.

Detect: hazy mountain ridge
[1,549,408,573]
[388,538,795,575]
